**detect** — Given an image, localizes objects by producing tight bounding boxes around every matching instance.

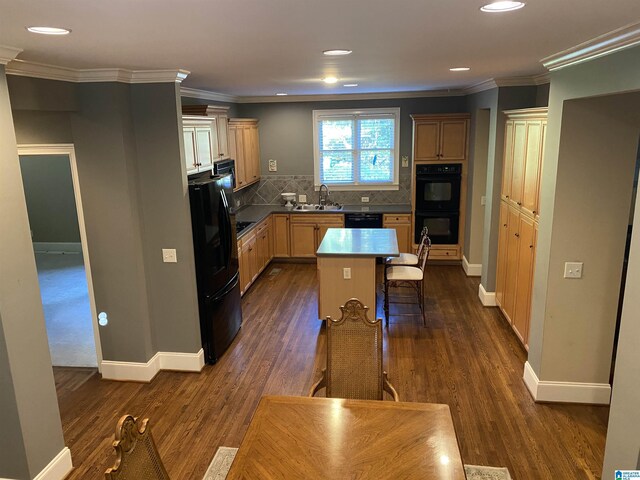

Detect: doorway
[17,144,101,369]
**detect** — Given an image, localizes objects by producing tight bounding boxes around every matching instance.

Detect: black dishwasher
[344,213,383,228]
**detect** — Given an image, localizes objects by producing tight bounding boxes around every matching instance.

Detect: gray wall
[236,96,467,177]
[0,66,66,479]
[9,76,201,362]
[19,154,81,243]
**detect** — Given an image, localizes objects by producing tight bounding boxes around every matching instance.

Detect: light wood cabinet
[411,115,468,162]
[383,214,412,253]
[238,217,273,296]
[229,118,260,191]
[495,107,547,349]
[182,116,218,175]
[290,214,344,258]
[272,214,290,257]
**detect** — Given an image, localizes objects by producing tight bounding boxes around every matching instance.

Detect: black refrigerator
[189,173,242,364]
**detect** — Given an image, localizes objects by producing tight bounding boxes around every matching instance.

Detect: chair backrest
[416,226,429,258]
[325,298,384,400]
[418,235,432,272]
[105,415,170,480]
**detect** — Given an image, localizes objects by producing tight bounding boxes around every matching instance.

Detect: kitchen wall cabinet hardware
[228,118,260,191]
[182,116,218,175]
[495,107,547,348]
[383,214,412,253]
[290,214,344,258]
[182,105,230,161]
[411,114,468,162]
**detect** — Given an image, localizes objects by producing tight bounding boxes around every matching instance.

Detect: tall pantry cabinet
[495,107,547,349]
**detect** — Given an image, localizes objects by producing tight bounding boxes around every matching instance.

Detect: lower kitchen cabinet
[495,199,537,348]
[383,214,412,253]
[272,214,290,257]
[238,217,273,296]
[290,214,344,258]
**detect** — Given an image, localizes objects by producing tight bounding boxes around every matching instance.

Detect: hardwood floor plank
[53,263,608,479]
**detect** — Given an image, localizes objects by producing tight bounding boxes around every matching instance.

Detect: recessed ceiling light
[450,67,470,72]
[323,77,338,84]
[323,49,352,56]
[26,26,71,35]
[343,83,359,87]
[276,93,288,96]
[480,1,525,12]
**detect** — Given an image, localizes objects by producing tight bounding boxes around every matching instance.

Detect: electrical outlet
[343,267,351,279]
[361,196,369,203]
[401,156,409,168]
[162,248,177,263]
[564,262,583,279]
[481,196,486,206]
[299,194,307,203]
[268,159,277,172]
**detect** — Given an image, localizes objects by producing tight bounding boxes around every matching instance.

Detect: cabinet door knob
[515,233,520,238]
[505,195,509,198]
[530,244,534,249]
[533,210,537,214]
[517,201,522,206]
[503,223,507,227]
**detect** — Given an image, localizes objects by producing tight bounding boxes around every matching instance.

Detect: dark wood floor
[53,264,608,479]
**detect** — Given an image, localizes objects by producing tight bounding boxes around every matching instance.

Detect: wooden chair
[384,235,432,327]
[385,226,429,267]
[309,298,399,401]
[105,415,170,480]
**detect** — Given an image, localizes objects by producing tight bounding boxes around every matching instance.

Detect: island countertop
[316,228,400,257]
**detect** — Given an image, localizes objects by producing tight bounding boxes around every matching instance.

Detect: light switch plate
[361,196,369,203]
[401,156,409,168]
[564,262,583,279]
[162,248,177,263]
[299,194,307,203]
[268,159,277,172]
[343,267,351,279]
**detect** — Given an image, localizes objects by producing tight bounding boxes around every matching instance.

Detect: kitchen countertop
[235,204,411,237]
[316,228,400,257]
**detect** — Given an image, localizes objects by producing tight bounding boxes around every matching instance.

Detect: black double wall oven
[414,163,462,245]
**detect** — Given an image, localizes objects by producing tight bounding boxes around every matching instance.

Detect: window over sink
[312,107,400,190]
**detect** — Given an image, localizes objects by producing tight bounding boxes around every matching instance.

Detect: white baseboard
[523,361,611,405]
[33,242,82,254]
[478,284,497,306]
[33,447,73,480]
[101,349,205,382]
[462,256,482,276]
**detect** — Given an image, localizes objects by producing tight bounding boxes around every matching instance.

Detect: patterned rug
[203,447,513,479]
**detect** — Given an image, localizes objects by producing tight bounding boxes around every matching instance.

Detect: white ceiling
[1,0,639,97]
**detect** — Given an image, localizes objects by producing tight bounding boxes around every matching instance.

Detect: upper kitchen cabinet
[501,108,548,219]
[228,118,260,191]
[411,114,469,161]
[182,116,218,175]
[182,104,230,161]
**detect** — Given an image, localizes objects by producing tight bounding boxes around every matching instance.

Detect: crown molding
[464,79,498,95]
[542,21,640,71]
[5,59,189,83]
[235,88,468,104]
[179,86,239,103]
[0,45,23,65]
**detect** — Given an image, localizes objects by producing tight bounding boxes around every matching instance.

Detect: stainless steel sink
[293,204,343,211]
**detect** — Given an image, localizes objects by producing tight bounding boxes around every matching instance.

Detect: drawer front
[429,247,459,259]
[383,214,411,224]
[290,214,343,224]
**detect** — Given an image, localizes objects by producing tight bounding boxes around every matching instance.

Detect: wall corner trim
[523,361,612,405]
[0,45,23,65]
[33,447,73,480]
[462,256,482,277]
[478,284,497,306]
[101,349,205,382]
[542,21,640,71]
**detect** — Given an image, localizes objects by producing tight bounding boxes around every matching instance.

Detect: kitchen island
[316,228,399,320]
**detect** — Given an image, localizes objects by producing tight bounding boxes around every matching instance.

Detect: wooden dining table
[226,395,466,479]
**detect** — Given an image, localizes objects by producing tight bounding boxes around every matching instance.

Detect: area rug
[204,447,513,480]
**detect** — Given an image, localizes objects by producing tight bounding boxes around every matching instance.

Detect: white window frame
[312,107,400,191]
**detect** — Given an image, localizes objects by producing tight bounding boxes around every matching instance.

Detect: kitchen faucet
[319,184,330,206]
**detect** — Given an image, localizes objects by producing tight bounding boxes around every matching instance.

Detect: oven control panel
[416,163,462,175]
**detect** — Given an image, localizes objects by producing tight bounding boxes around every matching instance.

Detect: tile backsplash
[234,174,411,207]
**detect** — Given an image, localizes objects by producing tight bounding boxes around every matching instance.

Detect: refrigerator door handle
[219,189,232,267]
[209,273,239,303]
